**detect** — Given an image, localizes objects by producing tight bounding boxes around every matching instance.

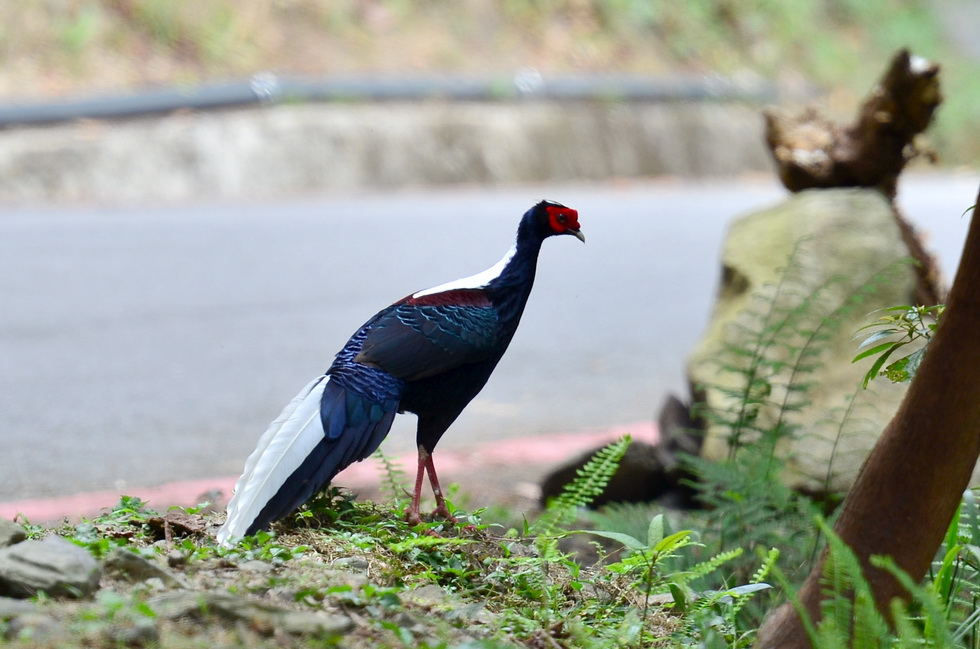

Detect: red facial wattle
[545,205,582,235]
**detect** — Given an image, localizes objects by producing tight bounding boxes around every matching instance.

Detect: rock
[403,584,451,607]
[237,559,274,574]
[3,611,63,641]
[540,441,673,508]
[279,609,354,636]
[147,591,352,637]
[687,188,927,493]
[330,556,369,572]
[0,596,36,619]
[0,520,26,549]
[165,550,187,568]
[539,394,703,508]
[390,611,420,631]
[0,536,101,598]
[101,620,159,648]
[103,547,185,588]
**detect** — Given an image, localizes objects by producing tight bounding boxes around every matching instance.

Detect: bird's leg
[422,450,457,523]
[404,446,458,525]
[405,449,428,526]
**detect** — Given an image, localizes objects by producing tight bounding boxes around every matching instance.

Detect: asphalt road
[1,173,975,501]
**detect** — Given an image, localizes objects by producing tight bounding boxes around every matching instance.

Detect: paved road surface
[1,173,975,502]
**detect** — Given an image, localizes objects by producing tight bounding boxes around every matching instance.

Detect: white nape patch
[909,55,932,74]
[413,245,516,298]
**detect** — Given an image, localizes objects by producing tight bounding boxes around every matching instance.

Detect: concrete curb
[0,100,772,203]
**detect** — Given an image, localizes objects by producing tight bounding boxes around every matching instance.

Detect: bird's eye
[557,214,566,223]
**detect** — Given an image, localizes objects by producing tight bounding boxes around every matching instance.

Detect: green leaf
[647,514,665,549]
[903,345,927,380]
[852,340,900,363]
[652,529,694,555]
[860,343,901,388]
[725,582,773,597]
[881,356,910,383]
[668,582,688,613]
[578,529,647,552]
[854,329,899,350]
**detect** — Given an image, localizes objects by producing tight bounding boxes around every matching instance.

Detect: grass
[8,481,980,648]
[1,438,781,648]
[0,0,977,163]
[0,491,696,648]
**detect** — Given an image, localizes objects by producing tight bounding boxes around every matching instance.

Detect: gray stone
[330,556,369,572]
[165,550,188,568]
[3,612,63,642]
[279,609,354,636]
[688,189,924,492]
[237,559,274,574]
[0,596,36,619]
[102,620,159,647]
[0,520,26,549]
[103,547,185,588]
[317,568,369,591]
[404,584,451,607]
[0,536,101,598]
[148,591,352,636]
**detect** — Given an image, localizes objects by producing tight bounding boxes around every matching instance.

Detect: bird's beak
[569,228,585,243]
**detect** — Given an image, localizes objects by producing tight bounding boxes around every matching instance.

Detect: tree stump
[764,48,945,306]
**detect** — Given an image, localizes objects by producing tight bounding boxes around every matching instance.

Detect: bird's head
[535,200,585,243]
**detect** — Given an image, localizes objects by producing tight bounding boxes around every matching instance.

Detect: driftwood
[765,48,940,199]
[765,48,945,306]
[757,184,980,647]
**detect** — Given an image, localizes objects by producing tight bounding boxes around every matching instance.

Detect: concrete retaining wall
[0,100,772,203]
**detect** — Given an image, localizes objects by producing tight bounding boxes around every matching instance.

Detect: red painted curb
[0,421,656,524]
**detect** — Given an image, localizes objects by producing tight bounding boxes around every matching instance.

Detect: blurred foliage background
[2,0,977,163]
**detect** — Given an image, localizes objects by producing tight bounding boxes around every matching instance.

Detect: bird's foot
[404,505,477,535]
[404,507,424,526]
[432,505,481,534]
[431,503,458,523]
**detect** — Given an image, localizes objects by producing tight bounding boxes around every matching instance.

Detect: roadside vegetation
[1,0,978,163]
[5,248,980,648]
[2,2,979,646]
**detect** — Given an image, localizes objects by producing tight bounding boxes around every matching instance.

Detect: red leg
[404,446,457,525]
[405,449,427,526]
[422,451,457,522]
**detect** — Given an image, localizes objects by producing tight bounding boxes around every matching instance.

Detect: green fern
[769,517,976,648]
[532,434,631,545]
[371,447,410,507]
[679,243,915,631]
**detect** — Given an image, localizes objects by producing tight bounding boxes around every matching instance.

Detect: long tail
[217,374,398,545]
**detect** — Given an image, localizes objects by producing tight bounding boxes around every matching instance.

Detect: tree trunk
[757,184,980,648]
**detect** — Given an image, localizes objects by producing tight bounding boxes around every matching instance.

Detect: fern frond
[531,435,631,553]
[372,448,409,507]
[677,547,744,584]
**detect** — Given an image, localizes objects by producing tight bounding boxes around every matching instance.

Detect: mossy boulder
[688,188,923,494]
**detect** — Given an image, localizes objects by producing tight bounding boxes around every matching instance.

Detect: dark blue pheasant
[218,201,583,543]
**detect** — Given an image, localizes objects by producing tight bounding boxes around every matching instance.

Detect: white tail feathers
[217,375,329,546]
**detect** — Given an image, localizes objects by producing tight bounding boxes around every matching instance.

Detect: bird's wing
[355,301,499,381]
